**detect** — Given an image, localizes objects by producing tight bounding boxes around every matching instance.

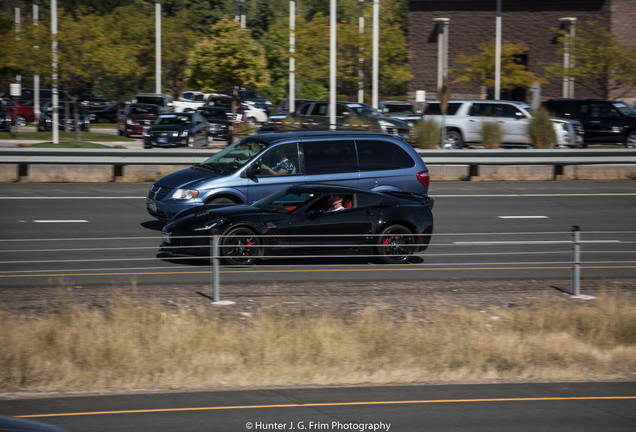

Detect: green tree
[185,18,270,113]
[544,19,636,99]
[452,40,546,95]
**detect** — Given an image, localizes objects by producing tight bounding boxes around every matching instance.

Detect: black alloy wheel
[376,224,417,264]
[220,226,261,265]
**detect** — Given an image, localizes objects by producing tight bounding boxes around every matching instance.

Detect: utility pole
[289,0,295,113]
[371,0,379,109]
[155,1,162,94]
[494,0,502,100]
[329,0,336,130]
[358,0,365,103]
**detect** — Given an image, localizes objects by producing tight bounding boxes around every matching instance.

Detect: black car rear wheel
[220,226,261,265]
[376,224,417,264]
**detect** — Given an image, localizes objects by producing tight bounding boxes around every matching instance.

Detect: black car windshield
[253,189,317,214]
[198,137,267,174]
[613,102,636,116]
[156,114,192,125]
[383,103,416,114]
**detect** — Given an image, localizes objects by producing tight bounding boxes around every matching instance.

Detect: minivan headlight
[172,189,199,200]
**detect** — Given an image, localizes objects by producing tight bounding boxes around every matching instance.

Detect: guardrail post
[571,225,581,296]
[211,234,220,302]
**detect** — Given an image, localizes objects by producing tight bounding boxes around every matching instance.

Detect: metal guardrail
[1,147,636,166]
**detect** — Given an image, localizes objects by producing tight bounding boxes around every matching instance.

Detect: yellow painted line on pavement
[17,396,636,418]
[1,265,636,279]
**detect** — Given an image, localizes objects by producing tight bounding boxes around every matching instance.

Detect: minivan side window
[303,140,357,175]
[357,140,415,171]
[257,142,301,176]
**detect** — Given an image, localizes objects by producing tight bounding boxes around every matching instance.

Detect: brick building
[408,0,636,104]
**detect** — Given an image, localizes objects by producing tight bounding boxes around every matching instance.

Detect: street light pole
[289,0,295,113]
[371,0,379,109]
[559,17,577,98]
[51,0,58,144]
[155,0,161,94]
[358,0,364,103]
[494,0,501,100]
[329,0,336,130]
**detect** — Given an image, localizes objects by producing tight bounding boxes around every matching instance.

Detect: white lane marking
[32,220,89,223]
[498,216,549,219]
[433,193,636,197]
[453,240,622,245]
[0,197,145,199]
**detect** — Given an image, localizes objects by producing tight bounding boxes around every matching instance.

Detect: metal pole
[155,0,161,94]
[289,0,296,113]
[211,235,220,302]
[51,0,58,145]
[371,0,379,109]
[571,225,581,296]
[494,0,501,100]
[329,0,336,130]
[358,0,364,103]
[33,0,40,123]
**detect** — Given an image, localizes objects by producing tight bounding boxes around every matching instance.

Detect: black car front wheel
[220,226,261,265]
[376,224,417,264]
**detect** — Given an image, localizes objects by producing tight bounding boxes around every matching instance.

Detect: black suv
[542,99,636,148]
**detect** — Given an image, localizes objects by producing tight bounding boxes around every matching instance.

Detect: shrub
[414,118,442,149]
[480,121,503,148]
[528,107,557,148]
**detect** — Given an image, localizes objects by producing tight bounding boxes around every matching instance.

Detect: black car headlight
[194,218,226,232]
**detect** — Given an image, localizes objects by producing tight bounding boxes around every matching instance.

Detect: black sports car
[160,184,434,264]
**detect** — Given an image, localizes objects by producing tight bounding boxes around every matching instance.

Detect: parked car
[241,102,268,124]
[1,98,36,126]
[173,90,213,112]
[118,103,160,137]
[0,103,11,131]
[160,183,433,264]
[143,112,209,148]
[131,93,174,113]
[423,99,583,148]
[37,100,91,132]
[195,106,231,140]
[206,95,246,121]
[220,88,272,114]
[290,101,415,143]
[542,98,636,148]
[378,100,423,122]
[90,102,121,123]
[77,89,110,111]
[146,130,430,221]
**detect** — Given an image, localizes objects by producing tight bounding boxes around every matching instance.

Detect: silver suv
[424,99,583,148]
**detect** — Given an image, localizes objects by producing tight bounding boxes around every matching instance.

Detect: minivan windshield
[196,137,267,175]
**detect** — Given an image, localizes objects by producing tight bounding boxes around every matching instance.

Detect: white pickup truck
[172,91,212,112]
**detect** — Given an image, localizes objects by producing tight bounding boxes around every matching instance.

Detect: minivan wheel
[625,131,636,149]
[376,224,417,264]
[220,226,261,265]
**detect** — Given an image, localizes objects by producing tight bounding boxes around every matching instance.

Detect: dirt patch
[3,278,635,321]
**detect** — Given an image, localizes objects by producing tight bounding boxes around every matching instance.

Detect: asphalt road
[0,180,635,288]
[1,382,634,431]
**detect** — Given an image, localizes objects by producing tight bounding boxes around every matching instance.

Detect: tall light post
[329,0,336,130]
[559,17,577,98]
[433,18,449,92]
[357,0,364,103]
[371,0,379,109]
[289,0,295,113]
[33,0,40,122]
[155,0,161,94]
[494,0,502,100]
[51,0,58,144]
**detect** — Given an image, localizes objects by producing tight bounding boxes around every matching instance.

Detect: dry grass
[1,291,635,393]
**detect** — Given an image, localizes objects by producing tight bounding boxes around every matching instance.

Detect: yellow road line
[17,396,636,418]
[1,265,636,279]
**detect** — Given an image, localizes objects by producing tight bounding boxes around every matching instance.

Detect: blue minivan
[146,130,430,221]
